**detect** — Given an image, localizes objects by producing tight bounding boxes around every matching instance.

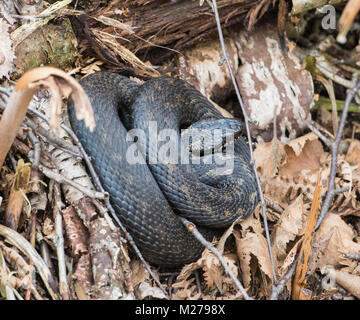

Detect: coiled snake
[68,72,258,267]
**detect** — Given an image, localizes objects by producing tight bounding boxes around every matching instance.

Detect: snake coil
[69,72,258,267]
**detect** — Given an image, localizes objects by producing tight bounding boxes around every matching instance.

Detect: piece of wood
[81,0,271,64]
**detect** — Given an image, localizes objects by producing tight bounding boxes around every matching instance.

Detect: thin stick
[315,81,360,229]
[269,256,299,300]
[38,165,108,200]
[179,216,252,300]
[210,0,277,284]
[28,131,41,168]
[52,183,70,300]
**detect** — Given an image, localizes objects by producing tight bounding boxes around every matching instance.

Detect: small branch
[315,81,360,229]
[51,183,70,300]
[24,116,82,159]
[210,0,277,284]
[304,121,332,148]
[0,224,59,299]
[179,216,252,300]
[264,196,284,214]
[28,130,41,168]
[38,165,108,200]
[10,13,51,21]
[269,256,299,300]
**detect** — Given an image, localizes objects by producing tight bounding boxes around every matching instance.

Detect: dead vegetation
[0,0,360,301]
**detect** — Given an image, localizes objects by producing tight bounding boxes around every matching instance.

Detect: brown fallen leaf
[272,195,306,262]
[308,214,360,273]
[0,66,94,168]
[235,229,273,291]
[254,136,287,178]
[255,132,330,205]
[279,132,324,178]
[345,139,360,168]
[278,239,303,294]
[176,247,239,296]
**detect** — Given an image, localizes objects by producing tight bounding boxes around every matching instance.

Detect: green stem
[313,96,360,113]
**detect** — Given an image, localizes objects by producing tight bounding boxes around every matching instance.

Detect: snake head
[181,118,243,156]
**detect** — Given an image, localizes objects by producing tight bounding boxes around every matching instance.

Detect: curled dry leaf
[308,214,360,273]
[272,195,306,262]
[137,282,167,300]
[234,229,273,289]
[172,277,200,300]
[176,248,239,296]
[0,66,94,169]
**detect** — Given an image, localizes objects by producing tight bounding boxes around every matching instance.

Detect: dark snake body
[68,72,258,267]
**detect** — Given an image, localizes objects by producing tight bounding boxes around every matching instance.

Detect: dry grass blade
[292,172,322,300]
[337,0,360,44]
[0,224,59,299]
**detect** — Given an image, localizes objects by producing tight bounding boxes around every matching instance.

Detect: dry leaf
[278,239,302,290]
[81,59,104,77]
[256,132,330,205]
[137,282,167,300]
[308,214,360,272]
[272,195,305,262]
[176,248,238,295]
[345,139,360,168]
[254,137,286,178]
[279,132,324,178]
[235,230,273,288]
[130,260,147,289]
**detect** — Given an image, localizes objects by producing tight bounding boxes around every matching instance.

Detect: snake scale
[68,72,258,267]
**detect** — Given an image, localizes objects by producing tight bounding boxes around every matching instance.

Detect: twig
[209,0,277,284]
[315,81,360,229]
[0,247,16,300]
[10,13,51,21]
[28,130,40,168]
[38,165,108,200]
[179,216,252,300]
[264,196,284,214]
[269,256,299,300]
[0,224,59,299]
[51,183,70,300]
[24,117,82,159]
[315,76,338,135]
